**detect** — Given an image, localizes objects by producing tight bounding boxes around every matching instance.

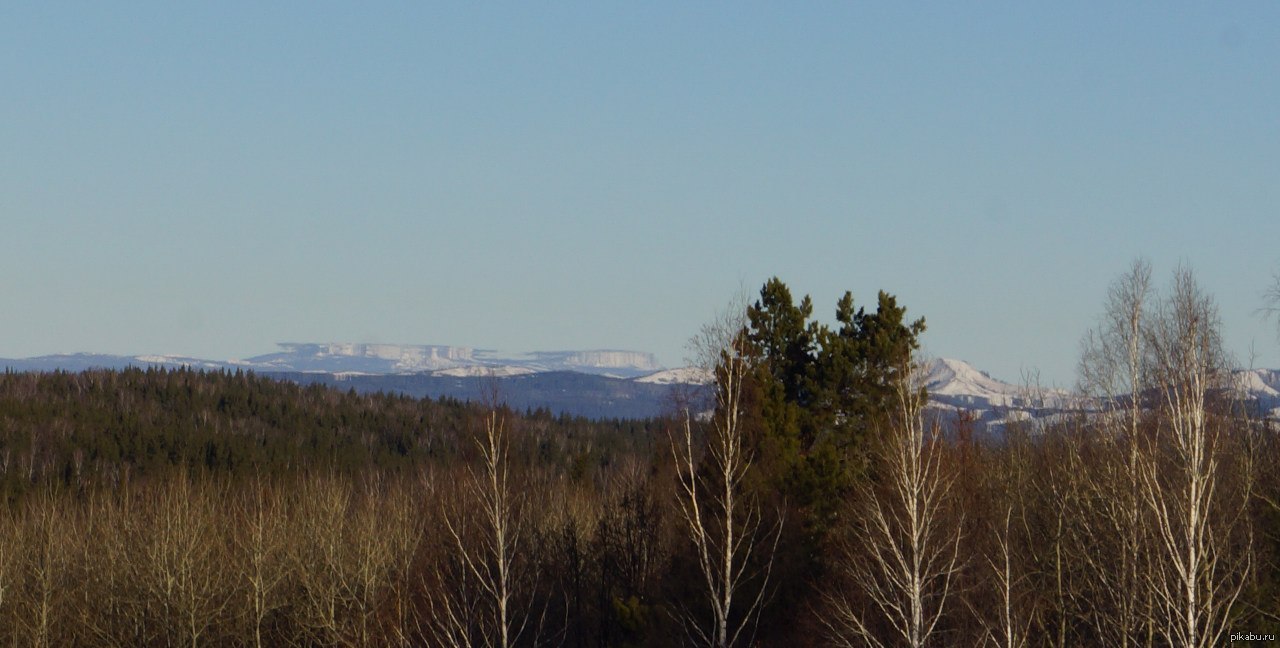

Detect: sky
[3,3,1279,387]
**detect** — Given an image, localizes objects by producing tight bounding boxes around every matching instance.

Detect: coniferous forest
[1,269,1278,646]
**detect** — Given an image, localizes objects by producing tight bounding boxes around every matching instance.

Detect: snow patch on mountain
[635,367,714,385]
[133,355,228,369]
[432,365,537,378]
[1237,369,1280,399]
[1236,368,1280,419]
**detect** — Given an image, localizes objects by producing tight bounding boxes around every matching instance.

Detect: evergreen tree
[741,278,926,638]
[814,290,927,457]
[745,279,925,518]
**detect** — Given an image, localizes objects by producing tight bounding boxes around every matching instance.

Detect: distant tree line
[0,268,1277,646]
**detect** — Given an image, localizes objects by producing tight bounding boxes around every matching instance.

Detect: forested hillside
[0,367,656,499]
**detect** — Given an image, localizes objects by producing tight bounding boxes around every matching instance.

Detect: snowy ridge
[923,358,1020,407]
[431,365,537,378]
[133,355,228,370]
[1237,369,1280,399]
[635,367,714,385]
[922,358,1071,410]
[1236,368,1280,419]
[919,358,1077,434]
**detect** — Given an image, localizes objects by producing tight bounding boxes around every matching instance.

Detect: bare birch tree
[1141,265,1250,647]
[978,507,1032,648]
[428,388,538,648]
[291,474,355,645]
[75,490,146,645]
[968,420,1043,648]
[381,474,428,646]
[234,477,289,648]
[671,297,780,648]
[822,356,962,648]
[291,473,398,646]
[136,476,234,648]
[12,492,74,648]
[1077,257,1156,646]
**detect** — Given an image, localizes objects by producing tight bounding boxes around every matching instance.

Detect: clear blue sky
[3,3,1279,386]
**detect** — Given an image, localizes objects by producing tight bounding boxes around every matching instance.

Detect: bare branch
[823,356,964,648]
[671,296,781,648]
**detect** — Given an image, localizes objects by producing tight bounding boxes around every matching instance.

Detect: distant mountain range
[0,343,662,378]
[3,343,1278,426]
[0,344,692,419]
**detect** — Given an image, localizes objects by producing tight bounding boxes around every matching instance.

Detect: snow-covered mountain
[920,360,1280,434]
[920,358,1076,433]
[1236,368,1280,419]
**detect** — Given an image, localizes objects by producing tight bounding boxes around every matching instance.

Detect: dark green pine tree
[742,278,927,635]
[745,278,820,493]
[813,290,927,463]
[746,277,817,407]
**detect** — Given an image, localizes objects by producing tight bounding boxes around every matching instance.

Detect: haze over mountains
[4,343,1278,428]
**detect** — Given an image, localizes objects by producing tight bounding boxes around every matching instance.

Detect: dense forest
[0,366,656,500]
[1,267,1278,646]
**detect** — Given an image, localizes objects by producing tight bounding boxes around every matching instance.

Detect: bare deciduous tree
[291,473,399,646]
[292,474,354,644]
[979,507,1032,648]
[967,421,1044,648]
[235,477,289,648]
[671,297,780,648]
[822,356,962,648]
[1078,257,1156,646]
[381,474,428,647]
[429,388,539,648]
[137,476,233,648]
[14,492,75,648]
[1140,265,1250,648]
[75,490,146,645]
